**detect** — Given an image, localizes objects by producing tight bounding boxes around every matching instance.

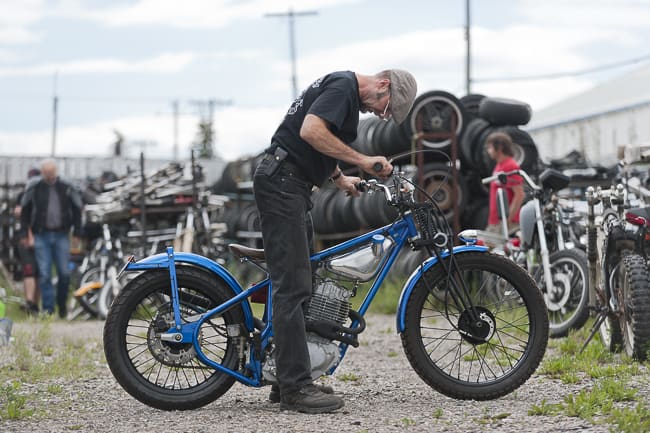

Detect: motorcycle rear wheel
[401,252,548,400]
[103,266,245,410]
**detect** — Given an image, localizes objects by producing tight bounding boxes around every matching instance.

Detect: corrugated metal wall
[528,102,650,165]
[0,155,225,186]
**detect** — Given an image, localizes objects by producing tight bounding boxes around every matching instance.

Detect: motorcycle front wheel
[544,249,590,338]
[617,252,650,360]
[401,252,549,400]
[103,266,245,410]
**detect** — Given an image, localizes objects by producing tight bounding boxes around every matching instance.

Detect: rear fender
[125,251,255,330]
[395,245,488,332]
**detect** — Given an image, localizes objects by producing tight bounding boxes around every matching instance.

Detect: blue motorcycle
[103,168,548,410]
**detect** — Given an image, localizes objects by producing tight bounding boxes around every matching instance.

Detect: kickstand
[580,307,608,353]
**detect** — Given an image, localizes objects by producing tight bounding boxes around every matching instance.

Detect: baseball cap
[389,69,417,124]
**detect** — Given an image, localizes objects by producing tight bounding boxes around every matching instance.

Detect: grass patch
[531,319,650,431]
[338,372,361,382]
[0,381,35,420]
[529,399,564,416]
[0,319,105,422]
[608,404,650,433]
[0,321,105,384]
[400,417,416,426]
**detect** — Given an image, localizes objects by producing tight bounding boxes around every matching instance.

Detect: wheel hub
[147,311,197,366]
[457,307,496,345]
[545,272,571,312]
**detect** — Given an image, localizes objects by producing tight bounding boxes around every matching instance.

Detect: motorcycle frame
[119,211,486,388]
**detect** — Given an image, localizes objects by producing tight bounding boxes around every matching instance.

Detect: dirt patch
[0,316,644,433]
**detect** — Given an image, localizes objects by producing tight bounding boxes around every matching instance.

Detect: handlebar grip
[481,177,493,185]
[373,162,383,172]
[355,181,368,193]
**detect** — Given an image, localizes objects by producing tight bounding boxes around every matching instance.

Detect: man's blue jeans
[34,231,71,314]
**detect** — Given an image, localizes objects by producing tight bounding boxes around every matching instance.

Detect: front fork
[532,198,554,301]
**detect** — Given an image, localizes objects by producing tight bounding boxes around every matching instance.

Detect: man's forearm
[300,114,365,166]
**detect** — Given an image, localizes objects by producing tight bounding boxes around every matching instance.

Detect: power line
[473,53,650,83]
[264,8,318,100]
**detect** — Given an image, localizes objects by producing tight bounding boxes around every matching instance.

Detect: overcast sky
[0,0,649,162]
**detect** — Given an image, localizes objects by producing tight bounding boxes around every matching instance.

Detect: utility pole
[188,98,232,158]
[465,0,472,94]
[51,71,59,156]
[172,100,179,160]
[264,7,318,100]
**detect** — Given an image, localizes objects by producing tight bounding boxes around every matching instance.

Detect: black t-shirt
[269,71,360,187]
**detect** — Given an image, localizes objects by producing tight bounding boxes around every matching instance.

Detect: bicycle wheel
[103,266,245,410]
[401,252,548,400]
[544,249,590,338]
[617,252,650,360]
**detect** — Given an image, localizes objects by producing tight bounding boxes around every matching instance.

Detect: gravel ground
[1,315,645,433]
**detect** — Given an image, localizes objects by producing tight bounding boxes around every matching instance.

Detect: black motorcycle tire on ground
[618,252,650,360]
[546,249,590,338]
[103,266,245,410]
[400,252,548,400]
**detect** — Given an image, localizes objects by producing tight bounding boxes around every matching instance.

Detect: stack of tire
[458,95,539,229]
[312,91,539,235]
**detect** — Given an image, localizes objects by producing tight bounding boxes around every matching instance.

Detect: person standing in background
[20,159,82,318]
[484,132,525,235]
[13,168,42,315]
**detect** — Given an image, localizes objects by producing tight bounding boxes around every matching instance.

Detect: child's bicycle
[103,165,549,410]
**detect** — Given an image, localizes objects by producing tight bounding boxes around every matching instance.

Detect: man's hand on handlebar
[335,174,363,197]
[360,156,392,178]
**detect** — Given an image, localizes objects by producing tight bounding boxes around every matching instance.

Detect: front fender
[125,251,255,330]
[395,245,488,332]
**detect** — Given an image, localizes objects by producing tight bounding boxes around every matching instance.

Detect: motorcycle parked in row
[478,168,590,338]
[583,184,650,360]
[102,167,549,410]
[69,223,125,319]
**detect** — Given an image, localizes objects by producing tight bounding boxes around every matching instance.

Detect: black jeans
[253,157,315,395]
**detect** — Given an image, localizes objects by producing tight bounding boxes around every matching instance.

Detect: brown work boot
[269,383,333,403]
[280,384,344,414]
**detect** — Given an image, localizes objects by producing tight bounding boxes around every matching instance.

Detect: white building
[526,64,650,165]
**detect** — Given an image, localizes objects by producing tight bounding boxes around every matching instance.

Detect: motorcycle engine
[262,280,351,383]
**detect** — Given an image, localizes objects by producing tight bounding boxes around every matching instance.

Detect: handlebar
[354,179,393,203]
[481,169,541,191]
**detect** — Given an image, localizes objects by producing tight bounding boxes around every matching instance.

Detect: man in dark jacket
[20,159,82,317]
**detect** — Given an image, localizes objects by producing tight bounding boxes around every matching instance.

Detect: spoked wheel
[543,249,590,338]
[103,266,245,410]
[616,252,650,360]
[401,252,548,400]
